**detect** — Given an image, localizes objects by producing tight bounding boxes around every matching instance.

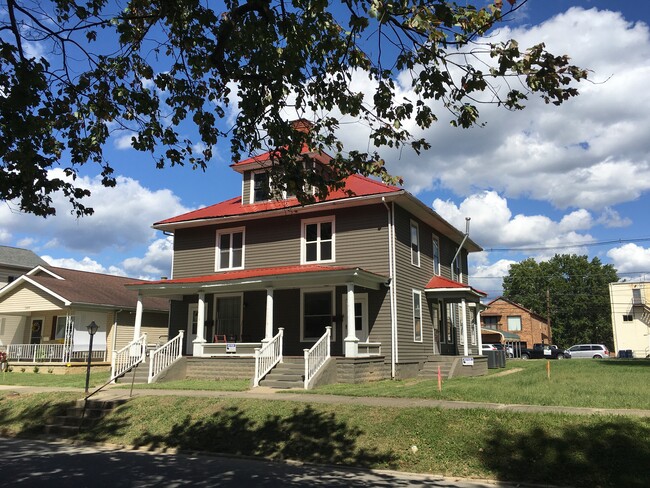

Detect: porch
[1,343,107,363]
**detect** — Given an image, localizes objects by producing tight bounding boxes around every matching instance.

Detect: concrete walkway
[1,384,649,417]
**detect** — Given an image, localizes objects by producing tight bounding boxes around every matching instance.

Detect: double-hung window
[410,221,420,267]
[302,217,334,264]
[216,227,245,270]
[432,237,440,275]
[413,290,423,342]
[252,171,271,203]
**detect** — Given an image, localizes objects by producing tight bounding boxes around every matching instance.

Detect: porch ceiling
[127,265,388,297]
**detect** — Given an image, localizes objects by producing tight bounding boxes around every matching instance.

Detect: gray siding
[392,205,436,363]
[242,171,251,204]
[173,204,391,278]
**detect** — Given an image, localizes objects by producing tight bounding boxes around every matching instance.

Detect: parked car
[567,344,610,359]
[482,344,498,352]
[521,343,571,360]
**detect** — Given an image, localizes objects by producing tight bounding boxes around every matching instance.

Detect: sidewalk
[2,384,649,417]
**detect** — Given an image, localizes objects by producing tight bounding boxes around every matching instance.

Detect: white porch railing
[6,343,106,362]
[148,331,184,383]
[304,326,331,389]
[253,328,284,387]
[110,334,147,382]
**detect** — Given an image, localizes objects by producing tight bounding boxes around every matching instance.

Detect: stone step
[45,399,126,437]
[258,378,304,389]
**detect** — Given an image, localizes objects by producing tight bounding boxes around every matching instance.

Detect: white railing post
[147,331,185,384]
[304,327,331,390]
[253,327,284,387]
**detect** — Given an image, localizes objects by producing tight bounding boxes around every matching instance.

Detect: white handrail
[304,326,331,389]
[253,328,284,387]
[110,334,147,383]
[148,331,184,383]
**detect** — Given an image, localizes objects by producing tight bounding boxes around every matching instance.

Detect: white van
[567,344,610,359]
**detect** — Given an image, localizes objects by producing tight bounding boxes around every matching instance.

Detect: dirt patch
[491,368,523,377]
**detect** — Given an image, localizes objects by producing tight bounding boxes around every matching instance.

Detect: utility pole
[547,288,552,343]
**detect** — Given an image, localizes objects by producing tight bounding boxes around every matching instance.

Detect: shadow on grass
[481,418,650,487]
[132,404,396,469]
[0,393,132,442]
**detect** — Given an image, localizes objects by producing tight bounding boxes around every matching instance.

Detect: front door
[215,295,242,341]
[30,318,43,345]
[440,301,458,355]
[342,294,369,342]
[186,304,198,353]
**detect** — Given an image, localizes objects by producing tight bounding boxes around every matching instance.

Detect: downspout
[382,197,397,379]
[450,218,471,283]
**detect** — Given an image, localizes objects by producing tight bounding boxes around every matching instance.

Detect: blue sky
[2,1,650,300]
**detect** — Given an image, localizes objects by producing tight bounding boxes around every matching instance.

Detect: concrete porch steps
[114,358,149,384]
[258,357,305,389]
[185,357,255,380]
[45,398,127,436]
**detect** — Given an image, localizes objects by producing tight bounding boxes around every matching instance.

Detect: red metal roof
[127,264,360,287]
[425,275,487,297]
[155,174,401,226]
[231,144,313,167]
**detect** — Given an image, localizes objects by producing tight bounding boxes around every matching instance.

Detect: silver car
[567,344,610,359]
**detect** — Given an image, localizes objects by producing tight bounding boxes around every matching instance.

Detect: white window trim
[301,215,336,264]
[215,226,246,271]
[410,220,420,267]
[412,289,423,343]
[432,236,440,276]
[250,170,271,204]
[300,288,336,342]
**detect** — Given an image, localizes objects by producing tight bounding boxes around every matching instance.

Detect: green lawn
[298,359,650,410]
[123,378,251,391]
[0,370,111,388]
[0,391,648,487]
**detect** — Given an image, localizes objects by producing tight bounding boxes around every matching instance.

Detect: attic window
[252,171,271,203]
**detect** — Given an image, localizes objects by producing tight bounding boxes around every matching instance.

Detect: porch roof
[424,275,487,301]
[126,264,389,296]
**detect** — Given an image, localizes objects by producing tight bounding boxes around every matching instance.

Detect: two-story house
[127,132,486,384]
[609,281,650,358]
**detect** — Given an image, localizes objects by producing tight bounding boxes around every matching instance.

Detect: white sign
[462,357,474,366]
[226,343,236,353]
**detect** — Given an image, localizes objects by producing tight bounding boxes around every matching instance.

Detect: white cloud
[469,257,517,300]
[333,8,650,211]
[114,133,135,150]
[432,191,595,250]
[607,244,650,275]
[41,255,121,275]
[0,169,190,256]
[121,237,173,280]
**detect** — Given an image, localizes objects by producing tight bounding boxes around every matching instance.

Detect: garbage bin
[486,350,498,369]
[626,350,634,358]
[618,350,626,358]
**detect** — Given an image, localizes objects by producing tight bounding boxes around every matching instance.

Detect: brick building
[481,297,551,348]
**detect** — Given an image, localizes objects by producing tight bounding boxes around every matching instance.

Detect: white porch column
[344,283,359,357]
[193,292,207,356]
[476,305,484,355]
[133,293,143,340]
[263,287,274,343]
[461,298,469,357]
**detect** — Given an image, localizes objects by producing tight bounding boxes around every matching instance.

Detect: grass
[296,359,650,410]
[0,370,111,388]
[0,391,648,487]
[123,378,251,391]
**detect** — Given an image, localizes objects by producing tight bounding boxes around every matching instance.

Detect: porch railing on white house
[110,334,147,382]
[253,328,284,387]
[6,343,106,363]
[148,331,184,383]
[304,326,331,389]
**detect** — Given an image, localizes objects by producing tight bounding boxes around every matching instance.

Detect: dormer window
[252,171,271,203]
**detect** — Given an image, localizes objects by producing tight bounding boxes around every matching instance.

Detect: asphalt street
[0,437,512,488]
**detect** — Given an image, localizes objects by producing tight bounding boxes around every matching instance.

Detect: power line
[482,237,650,252]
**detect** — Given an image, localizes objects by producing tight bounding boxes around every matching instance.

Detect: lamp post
[84,321,99,394]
